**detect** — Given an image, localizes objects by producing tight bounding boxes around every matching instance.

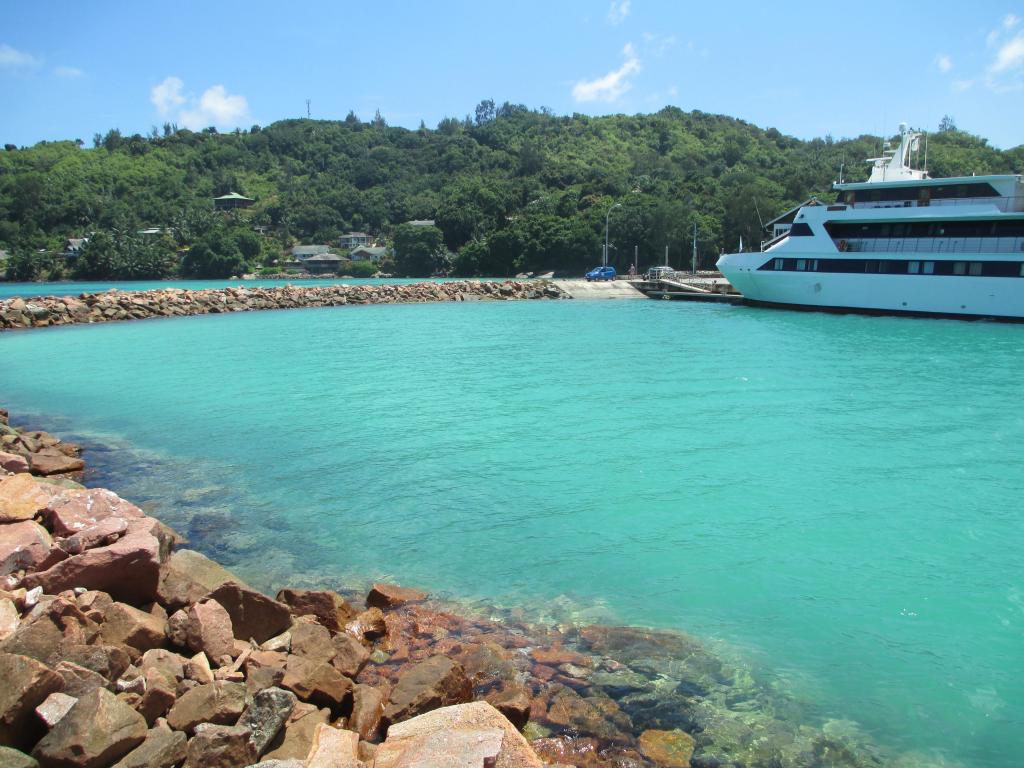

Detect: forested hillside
[1,104,1020,280]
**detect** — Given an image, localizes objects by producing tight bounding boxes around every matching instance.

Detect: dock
[551,273,744,304]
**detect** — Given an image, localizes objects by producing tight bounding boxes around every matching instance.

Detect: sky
[1,1,1023,150]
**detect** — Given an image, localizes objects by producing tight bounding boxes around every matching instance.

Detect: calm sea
[2,298,1022,766]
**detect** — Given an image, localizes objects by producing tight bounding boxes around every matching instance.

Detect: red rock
[35,691,78,728]
[54,660,108,697]
[366,583,428,610]
[540,687,632,744]
[0,451,29,474]
[206,584,291,644]
[0,598,19,641]
[22,519,163,604]
[32,688,147,768]
[331,633,370,679]
[61,644,132,684]
[281,655,353,710]
[346,607,386,641]
[0,473,71,524]
[166,680,247,734]
[638,729,696,767]
[276,588,356,633]
[63,518,128,555]
[305,724,362,768]
[262,703,330,761]
[349,683,385,741]
[100,602,167,655]
[182,723,257,768]
[529,644,591,668]
[0,520,53,575]
[486,684,532,730]
[46,488,144,537]
[29,449,85,477]
[0,652,65,749]
[139,649,185,687]
[111,721,187,768]
[137,669,177,725]
[156,549,240,610]
[289,622,336,665]
[185,599,235,662]
[382,655,472,728]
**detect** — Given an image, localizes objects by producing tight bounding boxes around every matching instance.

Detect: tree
[181,230,248,278]
[393,223,447,277]
[938,114,957,133]
[474,99,496,126]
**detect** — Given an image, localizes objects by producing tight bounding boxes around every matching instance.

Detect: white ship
[716,124,1024,320]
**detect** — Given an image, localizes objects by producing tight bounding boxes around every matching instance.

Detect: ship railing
[848,195,1024,212]
[839,236,1024,255]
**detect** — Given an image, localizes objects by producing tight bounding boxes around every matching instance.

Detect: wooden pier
[630,275,744,304]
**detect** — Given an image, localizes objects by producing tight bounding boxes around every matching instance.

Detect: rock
[185,599,234,662]
[61,644,131,684]
[34,692,77,729]
[486,684,532,730]
[139,649,185,687]
[0,452,29,474]
[137,670,177,725]
[289,622,335,665]
[375,701,542,768]
[0,747,38,768]
[0,599,19,642]
[246,761,305,768]
[260,631,290,653]
[166,609,188,648]
[239,687,297,758]
[22,520,163,604]
[261,703,328,762]
[166,681,247,735]
[345,608,386,641]
[75,591,113,620]
[349,684,385,742]
[276,588,355,633]
[186,652,214,685]
[63,518,128,555]
[28,451,85,477]
[304,724,362,768]
[100,603,167,655]
[183,724,257,768]
[638,729,696,768]
[0,474,62,524]
[0,652,65,749]
[330,634,369,679]
[111,722,187,768]
[53,662,107,698]
[45,489,144,537]
[382,655,472,728]
[0,521,54,577]
[281,655,352,710]
[528,645,591,668]
[366,584,427,610]
[206,584,291,644]
[32,688,147,768]
[540,687,632,744]
[157,550,240,610]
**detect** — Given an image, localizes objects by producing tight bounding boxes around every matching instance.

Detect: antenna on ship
[753,198,765,230]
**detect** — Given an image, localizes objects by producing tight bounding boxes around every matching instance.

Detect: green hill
[1,104,1020,280]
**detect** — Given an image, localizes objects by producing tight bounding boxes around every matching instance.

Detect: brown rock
[0,598,19,642]
[22,519,163,604]
[34,692,77,729]
[45,489,144,537]
[166,680,247,734]
[528,645,591,668]
[345,608,386,641]
[100,603,166,655]
[0,474,67,524]
[365,584,427,611]
[330,634,369,679]
[182,724,256,768]
[638,729,695,768]
[53,661,108,698]
[139,649,185,687]
[304,724,362,768]
[156,550,240,610]
[349,684,385,742]
[486,684,532,730]
[276,588,356,633]
[63,518,128,555]
[137,670,177,725]
[74,591,114,619]
[32,688,146,768]
[262,703,329,761]
[382,656,472,728]
[28,450,85,477]
[62,644,132,684]
[540,687,631,744]
[0,451,29,474]
[374,701,542,768]
[185,599,234,662]
[281,655,352,710]
[0,653,64,749]
[0,745,38,768]
[166,609,188,648]
[0,521,53,576]
[206,584,291,644]
[289,622,335,665]
[111,721,187,768]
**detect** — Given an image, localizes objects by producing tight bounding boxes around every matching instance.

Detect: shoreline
[0,280,567,331]
[0,407,927,768]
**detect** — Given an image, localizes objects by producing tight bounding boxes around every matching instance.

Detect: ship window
[789,223,814,236]
[923,261,935,274]
[796,259,807,271]
[810,260,818,271]
[969,262,983,276]
[1020,263,1024,277]
[953,262,967,275]
[774,258,784,270]
[908,261,920,274]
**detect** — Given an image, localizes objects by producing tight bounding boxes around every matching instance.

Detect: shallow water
[2,299,1022,766]
[0,276,496,299]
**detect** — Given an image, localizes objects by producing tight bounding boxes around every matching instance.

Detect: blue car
[585,266,617,281]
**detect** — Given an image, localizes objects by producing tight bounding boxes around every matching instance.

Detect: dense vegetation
[1,105,1020,280]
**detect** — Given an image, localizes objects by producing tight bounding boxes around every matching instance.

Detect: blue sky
[1,1,1023,149]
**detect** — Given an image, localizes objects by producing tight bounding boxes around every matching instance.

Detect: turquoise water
[2,299,1022,766]
[0,276,496,299]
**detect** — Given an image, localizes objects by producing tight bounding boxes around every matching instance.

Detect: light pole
[603,203,621,267]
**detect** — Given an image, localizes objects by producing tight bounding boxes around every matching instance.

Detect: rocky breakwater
[0,281,569,331]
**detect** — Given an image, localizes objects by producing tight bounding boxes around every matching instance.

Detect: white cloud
[607,0,631,25]
[54,65,83,78]
[952,78,974,92]
[0,43,40,69]
[1004,13,1020,29]
[935,54,953,73]
[179,85,250,130]
[990,32,1024,73]
[151,76,185,114]
[573,43,642,103]
[151,76,251,130]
